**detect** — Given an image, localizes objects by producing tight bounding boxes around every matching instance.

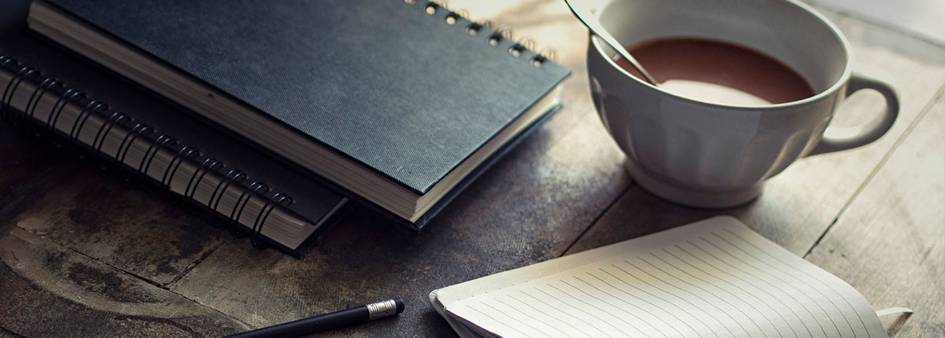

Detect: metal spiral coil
[404,0,559,67]
[0,55,303,251]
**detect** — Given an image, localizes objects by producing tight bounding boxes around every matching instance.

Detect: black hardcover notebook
[27,0,571,225]
[0,31,347,254]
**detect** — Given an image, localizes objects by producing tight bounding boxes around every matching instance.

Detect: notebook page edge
[434,216,740,306]
[729,220,888,337]
[429,291,493,338]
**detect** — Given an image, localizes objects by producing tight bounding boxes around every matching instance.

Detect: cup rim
[591,0,853,110]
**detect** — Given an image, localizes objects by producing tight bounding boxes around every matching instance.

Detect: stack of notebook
[2,0,569,253]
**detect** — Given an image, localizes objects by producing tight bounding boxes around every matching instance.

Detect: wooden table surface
[1,1,943,337]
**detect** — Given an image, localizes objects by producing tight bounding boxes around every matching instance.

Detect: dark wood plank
[10,165,232,285]
[805,96,945,337]
[0,124,77,228]
[0,227,247,337]
[0,327,23,338]
[567,9,945,256]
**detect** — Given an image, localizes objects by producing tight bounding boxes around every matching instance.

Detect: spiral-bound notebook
[27,0,572,226]
[0,32,347,254]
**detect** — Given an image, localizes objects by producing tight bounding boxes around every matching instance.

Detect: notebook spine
[407,0,559,67]
[0,55,297,249]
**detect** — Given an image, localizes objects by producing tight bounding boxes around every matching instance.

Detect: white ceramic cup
[587,0,899,208]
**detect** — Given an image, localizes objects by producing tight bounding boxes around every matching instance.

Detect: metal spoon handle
[563,0,659,85]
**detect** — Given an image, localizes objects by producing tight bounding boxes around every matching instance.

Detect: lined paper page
[436,216,886,338]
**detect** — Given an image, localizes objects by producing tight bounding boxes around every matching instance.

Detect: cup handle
[809,74,899,155]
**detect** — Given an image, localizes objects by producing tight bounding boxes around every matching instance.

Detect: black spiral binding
[407,0,559,67]
[117,123,153,164]
[185,157,222,199]
[47,88,81,135]
[245,182,270,247]
[70,99,107,145]
[26,77,62,120]
[162,145,199,188]
[0,55,300,251]
[1,59,39,122]
[229,178,258,226]
[252,192,293,248]
[92,111,129,153]
[210,168,246,211]
[139,134,174,175]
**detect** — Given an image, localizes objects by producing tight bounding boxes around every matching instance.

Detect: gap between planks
[560,182,634,256]
[803,82,945,258]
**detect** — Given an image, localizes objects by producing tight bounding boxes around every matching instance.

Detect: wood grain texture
[0,227,247,337]
[10,166,232,285]
[0,327,23,338]
[806,96,945,337]
[567,9,945,256]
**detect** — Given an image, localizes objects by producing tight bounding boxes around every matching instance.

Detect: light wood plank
[810,0,945,47]
[568,9,945,256]
[806,96,945,337]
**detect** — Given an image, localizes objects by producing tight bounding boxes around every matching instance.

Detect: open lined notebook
[430,216,891,337]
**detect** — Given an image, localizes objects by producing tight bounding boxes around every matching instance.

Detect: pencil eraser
[395,300,405,313]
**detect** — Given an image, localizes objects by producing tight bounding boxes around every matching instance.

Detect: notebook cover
[0,30,349,254]
[39,0,571,195]
[410,103,560,228]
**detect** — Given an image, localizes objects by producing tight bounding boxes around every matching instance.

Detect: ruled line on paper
[585,268,684,336]
[664,249,788,335]
[574,272,669,337]
[611,261,725,337]
[491,297,558,336]
[515,290,595,337]
[530,287,613,338]
[464,303,532,337]
[506,292,587,337]
[717,229,873,338]
[545,282,629,335]
[651,247,790,337]
[632,254,757,337]
[563,277,657,336]
[692,233,843,336]
[673,240,812,337]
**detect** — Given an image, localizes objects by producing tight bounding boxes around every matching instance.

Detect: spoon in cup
[563,0,659,85]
